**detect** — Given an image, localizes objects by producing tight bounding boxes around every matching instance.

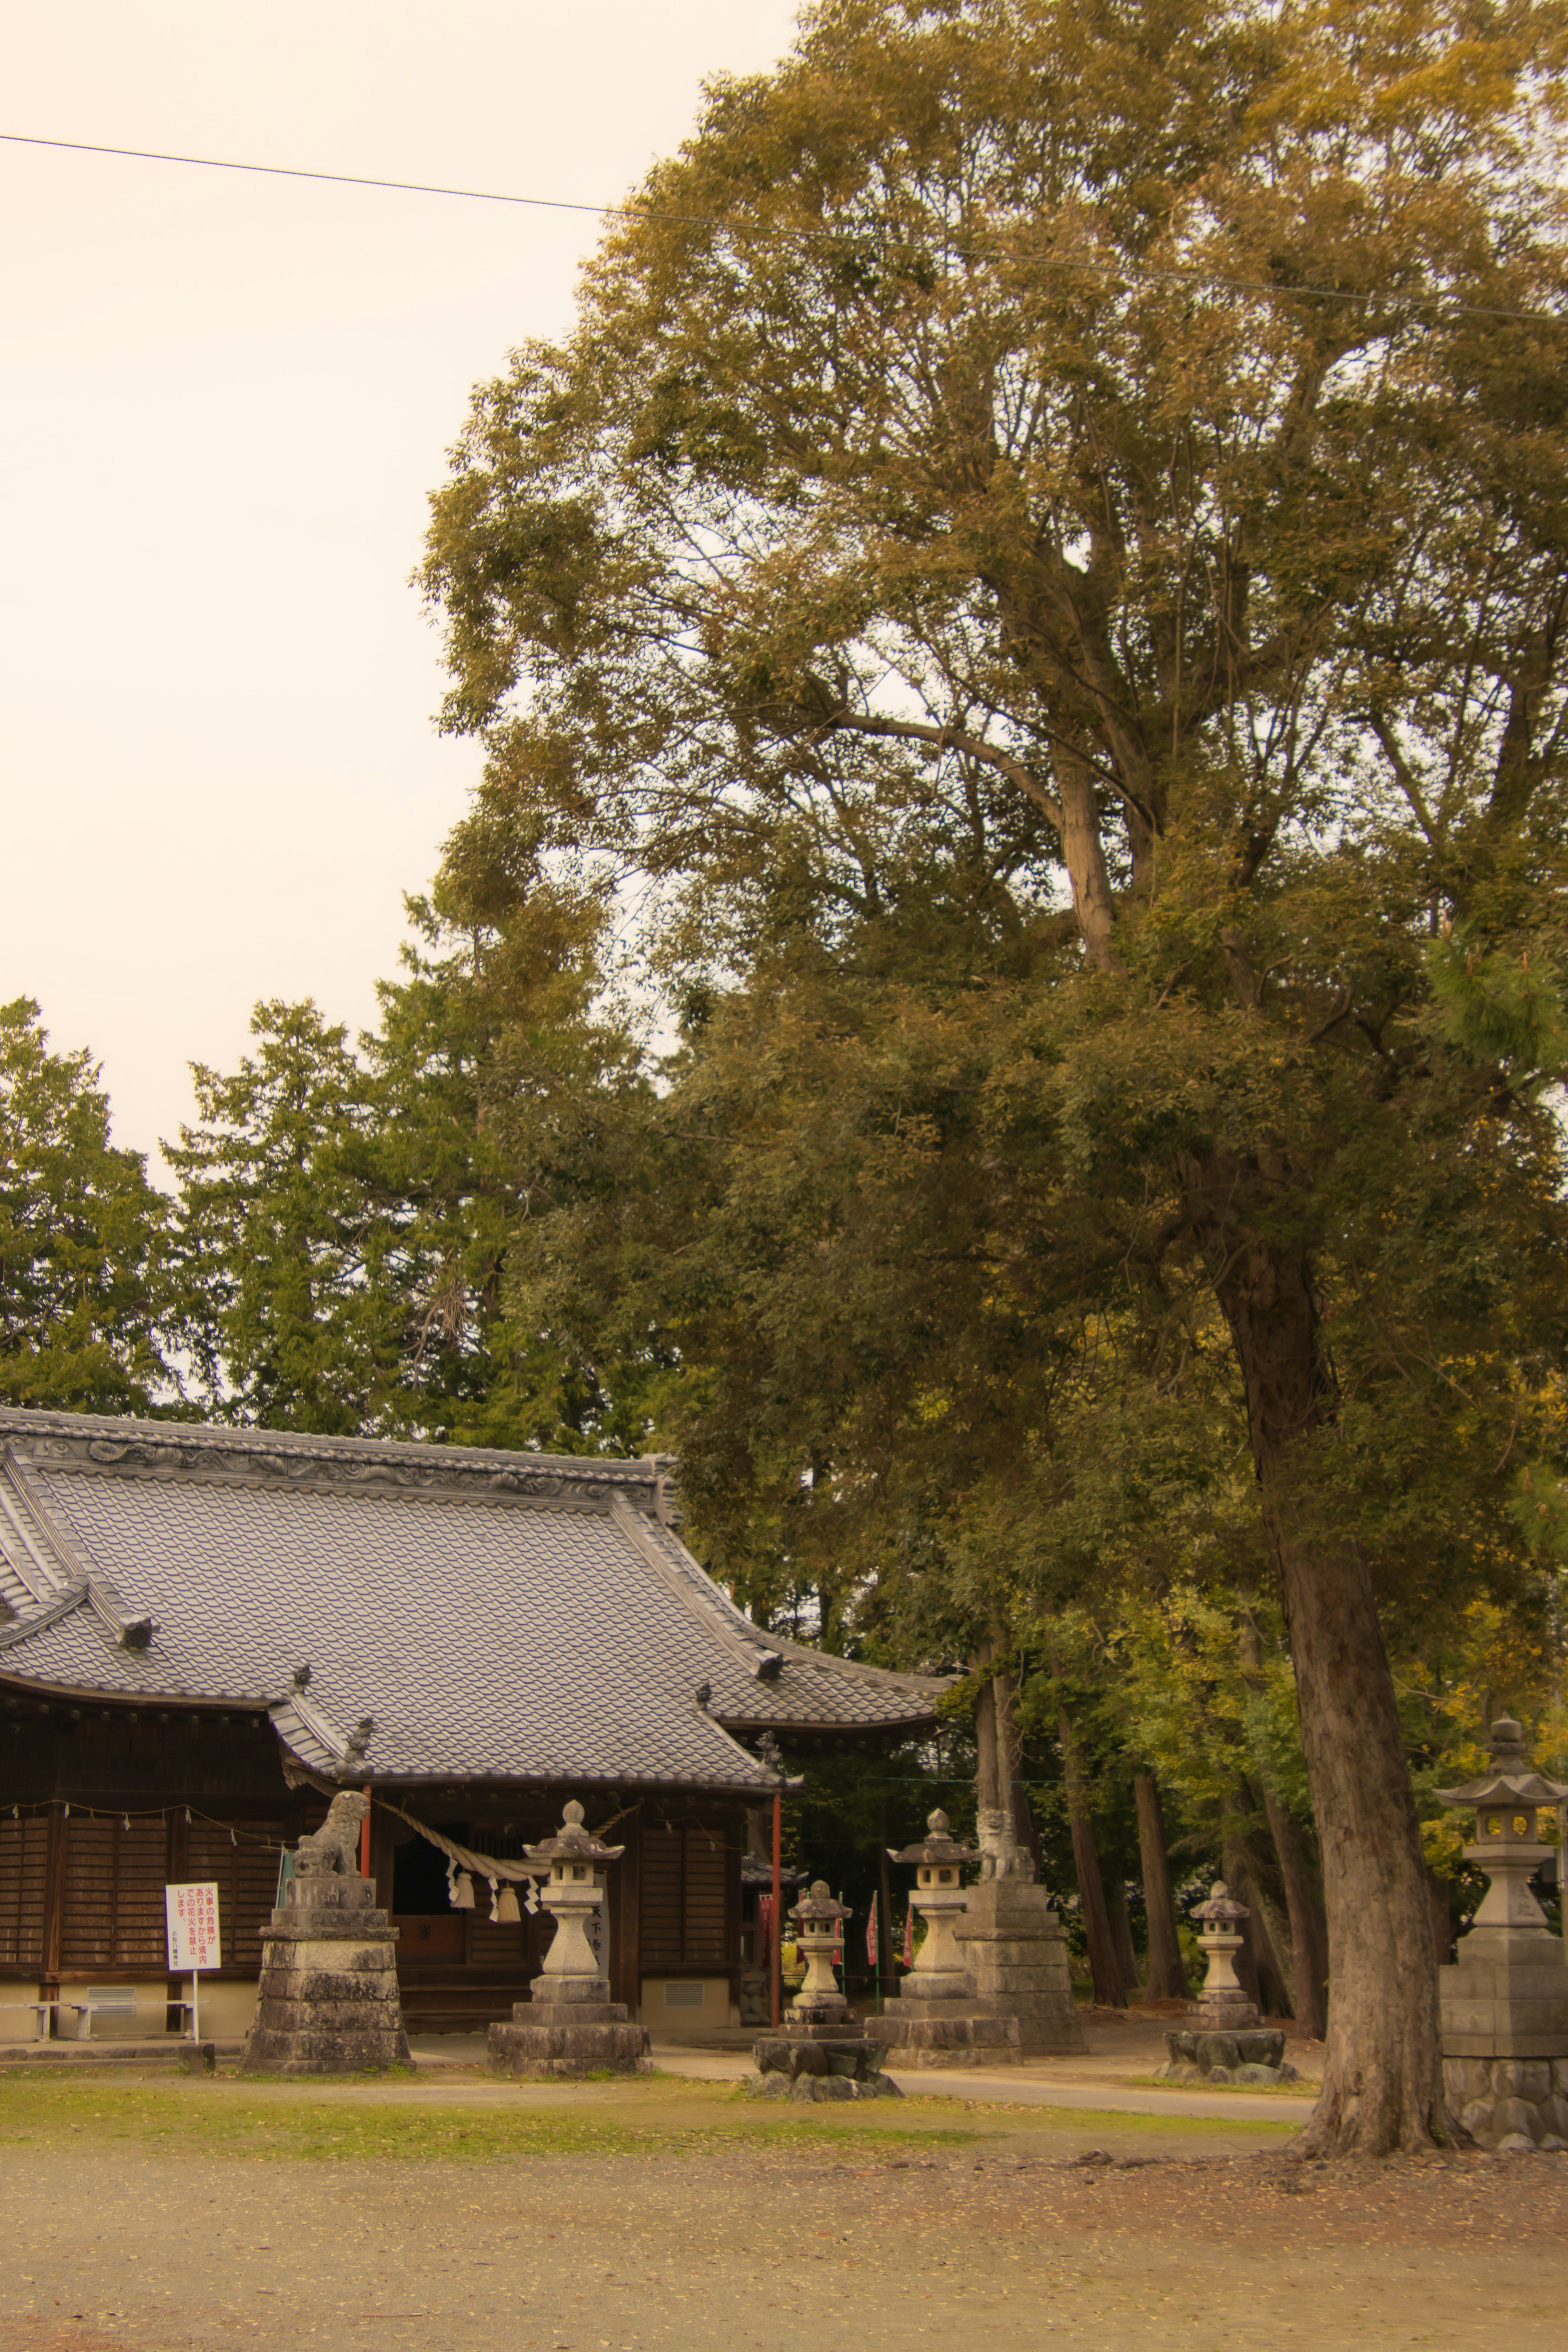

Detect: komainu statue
[294,1790,370,1877]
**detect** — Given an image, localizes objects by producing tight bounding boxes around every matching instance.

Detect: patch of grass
[1125,2071,1319,2099]
[0,2071,984,2166]
[0,2066,1303,2170]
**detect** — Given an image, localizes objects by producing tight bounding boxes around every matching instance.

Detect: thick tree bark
[1205,1215,1448,2153]
[1237,1609,1329,2038]
[1425,1865,1455,1969]
[1134,1772,1192,1999]
[1224,1815,1294,2020]
[1264,1784,1330,2040]
[1103,1872,1143,2000]
[1059,1704,1126,2007]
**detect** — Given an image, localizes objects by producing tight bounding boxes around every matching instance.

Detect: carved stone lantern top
[1436,1717,1568,1824]
[1192,1882,1249,1929]
[888,1809,980,1884]
[792,1879,851,1929]
[525,1798,626,1885]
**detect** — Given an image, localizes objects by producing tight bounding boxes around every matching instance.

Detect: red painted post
[771,1789,782,2029]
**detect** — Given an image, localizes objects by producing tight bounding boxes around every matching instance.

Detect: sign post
[165,1881,221,2041]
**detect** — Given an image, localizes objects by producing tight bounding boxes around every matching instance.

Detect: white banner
[165,1880,222,1972]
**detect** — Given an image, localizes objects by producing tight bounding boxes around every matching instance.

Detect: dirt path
[0,2074,1561,2351]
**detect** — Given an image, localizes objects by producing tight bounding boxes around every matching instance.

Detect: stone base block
[746,2071,903,2102]
[750,2034,900,2099]
[953,1880,1087,2055]
[784,2000,862,2035]
[1187,1996,1261,2033]
[1158,2028,1298,2088]
[864,2008,1022,2066]
[488,2018,650,2078]
[242,1906,412,2076]
[525,1999,630,2026]
[1444,2054,1568,2152]
[244,2025,413,2074]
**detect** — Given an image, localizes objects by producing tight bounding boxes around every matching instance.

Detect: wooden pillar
[723,1808,742,2018]
[165,1804,189,2028]
[770,1790,782,2029]
[40,1800,67,2029]
[611,1807,641,2014]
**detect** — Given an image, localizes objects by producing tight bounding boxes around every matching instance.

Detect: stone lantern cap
[1436,1717,1568,1813]
[791,1879,852,1927]
[1192,1882,1249,1927]
[524,1798,626,1870]
[888,1809,980,1869]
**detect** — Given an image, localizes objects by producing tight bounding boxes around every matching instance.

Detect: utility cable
[0,127,1561,327]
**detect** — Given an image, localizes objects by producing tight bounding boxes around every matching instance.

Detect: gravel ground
[2,2128,1565,2352]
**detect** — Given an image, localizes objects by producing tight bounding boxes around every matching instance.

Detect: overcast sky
[2,0,801,1168]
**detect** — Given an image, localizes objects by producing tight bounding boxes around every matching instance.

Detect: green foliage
[165,897,668,1452]
[0,998,169,1412]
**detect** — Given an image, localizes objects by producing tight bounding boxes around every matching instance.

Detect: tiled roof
[0,1409,944,1791]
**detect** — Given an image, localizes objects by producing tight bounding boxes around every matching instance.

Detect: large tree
[0,998,169,1412]
[420,0,1568,2149]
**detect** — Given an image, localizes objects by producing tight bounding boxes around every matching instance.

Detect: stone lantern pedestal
[243,1793,412,2076]
[750,1880,900,2101]
[865,1812,1023,2068]
[489,1800,649,2078]
[1438,1719,1568,2152]
[954,1877,1085,2057]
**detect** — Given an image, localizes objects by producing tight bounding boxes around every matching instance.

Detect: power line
[1,127,1560,327]
[0,129,626,218]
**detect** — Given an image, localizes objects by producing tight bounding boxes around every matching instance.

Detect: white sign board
[165,1881,222,1973]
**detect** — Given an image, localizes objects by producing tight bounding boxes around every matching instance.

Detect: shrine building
[0,1408,944,2044]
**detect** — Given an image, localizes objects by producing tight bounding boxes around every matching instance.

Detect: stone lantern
[1154,1880,1296,2086]
[864,1808,1036,2067]
[526,1798,619,2005]
[1189,1882,1259,2031]
[786,1880,855,2031]
[889,1811,978,2001]
[488,1798,650,2078]
[1437,1717,1568,2151]
[749,1873,900,2101]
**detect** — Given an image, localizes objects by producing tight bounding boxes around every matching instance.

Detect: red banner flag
[902,1906,915,1968]
[865,1891,880,1972]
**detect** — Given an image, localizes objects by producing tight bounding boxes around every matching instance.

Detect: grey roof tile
[0,1408,944,1790]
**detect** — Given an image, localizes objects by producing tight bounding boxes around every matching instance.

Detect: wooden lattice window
[59,1817,169,1971]
[639,1820,730,1970]
[0,1814,49,1967]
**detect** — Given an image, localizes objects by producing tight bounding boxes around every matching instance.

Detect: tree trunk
[1134,1772,1191,1999]
[1103,1872,1142,1999]
[1236,1608,1328,2039]
[1059,1705,1125,2007]
[1221,1815,1272,2012]
[1263,1784,1330,2040]
[1425,1866,1455,1969]
[1206,1215,1448,2153]
[977,1627,1038,1879]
